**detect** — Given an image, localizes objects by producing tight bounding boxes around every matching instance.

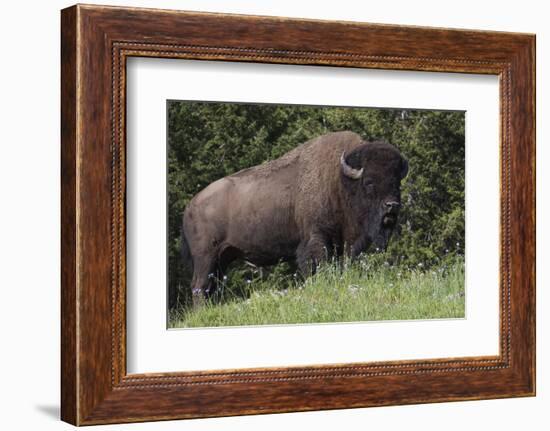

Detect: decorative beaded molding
[110,41,512,388]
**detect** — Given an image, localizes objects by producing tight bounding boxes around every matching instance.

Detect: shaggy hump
[229,131,364,180]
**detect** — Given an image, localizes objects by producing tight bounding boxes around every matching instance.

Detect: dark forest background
[167,101,465,310]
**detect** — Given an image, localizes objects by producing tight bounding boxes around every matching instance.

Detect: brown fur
[182,131,408,305]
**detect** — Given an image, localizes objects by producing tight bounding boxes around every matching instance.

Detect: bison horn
[340,152,363,180]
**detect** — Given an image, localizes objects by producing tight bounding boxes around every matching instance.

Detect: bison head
[340,141,409,254]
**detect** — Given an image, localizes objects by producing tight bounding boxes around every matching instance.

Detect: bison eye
[363,181,374,193]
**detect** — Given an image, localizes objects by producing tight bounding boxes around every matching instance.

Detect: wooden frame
[61,4,535,425]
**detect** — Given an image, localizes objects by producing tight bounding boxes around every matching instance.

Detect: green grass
[168,255,465,328]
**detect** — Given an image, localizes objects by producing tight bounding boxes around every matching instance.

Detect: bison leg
[190,255,217,307]
[297,234,330,276]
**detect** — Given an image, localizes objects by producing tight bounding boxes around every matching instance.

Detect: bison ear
[400,158,409,180]
[340,151,363,180]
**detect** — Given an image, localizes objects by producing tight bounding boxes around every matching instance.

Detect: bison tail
[180,224,193,275]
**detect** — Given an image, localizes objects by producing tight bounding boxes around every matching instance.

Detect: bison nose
[384,201,400,213]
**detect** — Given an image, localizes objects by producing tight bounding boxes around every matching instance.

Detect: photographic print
[167,101,465,328]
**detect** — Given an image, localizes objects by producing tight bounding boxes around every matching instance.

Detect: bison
[181,131,408,306]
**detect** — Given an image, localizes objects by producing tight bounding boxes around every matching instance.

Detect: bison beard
[181,131,409,306]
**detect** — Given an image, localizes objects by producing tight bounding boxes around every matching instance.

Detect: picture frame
[60,4,535,425]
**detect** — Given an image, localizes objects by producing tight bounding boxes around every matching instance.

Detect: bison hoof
[192,290,206,307]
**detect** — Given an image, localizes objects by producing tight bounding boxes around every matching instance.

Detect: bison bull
[182,131,408,306]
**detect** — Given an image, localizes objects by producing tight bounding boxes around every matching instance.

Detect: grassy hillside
[168,255,464,328]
